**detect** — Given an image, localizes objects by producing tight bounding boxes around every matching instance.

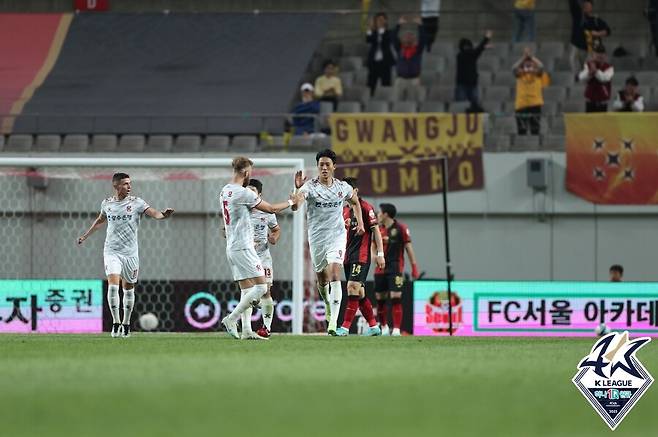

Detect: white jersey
[101,196,150,257]
[220,183,261,251]
[299,177,353,247]
[251,209,279,256]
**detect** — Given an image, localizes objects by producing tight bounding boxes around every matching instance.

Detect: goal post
[0,156,307,335]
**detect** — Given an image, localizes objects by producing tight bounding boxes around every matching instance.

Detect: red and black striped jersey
[343,198,378,265]
[375,220,411,275]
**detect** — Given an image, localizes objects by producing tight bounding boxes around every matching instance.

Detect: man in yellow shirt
[514,0,536,43]
[314,60,343,110]
[513,47,545,135]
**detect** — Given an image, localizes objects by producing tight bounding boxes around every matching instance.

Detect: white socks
[122,288,135,325]
[107,284,120,324]
[229,284,268,322]
[317,283,329,305]
[328,281,343,331]
[260,296,274,330]
[242,307,253,334]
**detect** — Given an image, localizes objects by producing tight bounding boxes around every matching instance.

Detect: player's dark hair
[323,59,336,69]
[232,156,253,174]
[626,76,639,87]
[380,203,397,219]
[609,264,624,275]
[316,149,337,164]
[374,12,387,20]
[248,178,263,194]
[112,172,130,184]
[343,177,358,189]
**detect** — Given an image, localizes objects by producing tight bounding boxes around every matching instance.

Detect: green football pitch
[1,334,655,437]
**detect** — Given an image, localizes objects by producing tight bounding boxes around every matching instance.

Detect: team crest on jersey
[572,331,653,430]
[390,228,398,237]
[338,191,343,198]
[126,205,132,212]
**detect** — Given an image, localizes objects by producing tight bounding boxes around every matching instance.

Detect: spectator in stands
[314,60,343,110]
[513,47,545,135]
[291,83,320,136]
[578,44,614,112]
[648,1,658,56]
[569,0,611,76]
[366,12,396,96]
[455,30,493,112]
[420,0,441,52]
[513,0,536,43]
[393,16,426,88]
[609,264,623,282]
[613,76,645,112]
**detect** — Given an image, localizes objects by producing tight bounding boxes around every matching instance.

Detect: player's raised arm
[145,207,174,220]
[77,211,107,245]
[291,171,308,212]
[255,192,302,214]
[348,191,365,235]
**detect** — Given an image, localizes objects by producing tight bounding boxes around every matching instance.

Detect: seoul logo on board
[572,331,653,430]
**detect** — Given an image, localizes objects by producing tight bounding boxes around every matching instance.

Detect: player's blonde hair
[232,156,253,174]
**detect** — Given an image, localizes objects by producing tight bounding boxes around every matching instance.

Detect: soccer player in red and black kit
[374,203,419,336]
[335,177,385,336]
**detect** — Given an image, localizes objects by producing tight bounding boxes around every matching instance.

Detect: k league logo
[572,331,653,430]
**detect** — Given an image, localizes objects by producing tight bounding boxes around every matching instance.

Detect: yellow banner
[330,113,484,196]
[566,113,658,204]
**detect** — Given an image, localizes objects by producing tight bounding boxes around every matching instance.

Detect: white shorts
[227,248,264,281]
[104,253,139,284]
[257,251,273,284]
[310,235,347,273]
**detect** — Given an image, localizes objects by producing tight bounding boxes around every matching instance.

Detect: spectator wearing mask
[455,30,493,112]
[569,0,611,76]
[393,16,427,88]
[291,83,320,136]
[613,76,644,112]
[366,12,396,96]
[513,0,536,43]
[420,0,441,52]
[578,45,614,112]
[314,60,343,110]
[513,48,545,135]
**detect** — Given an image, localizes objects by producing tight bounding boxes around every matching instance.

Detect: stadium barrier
[415,279,658,337]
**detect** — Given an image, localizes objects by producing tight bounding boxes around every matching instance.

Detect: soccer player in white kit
[77,172,174,338]
[292,149,365,335]
[245,179,280,339]
[220,157,301,340]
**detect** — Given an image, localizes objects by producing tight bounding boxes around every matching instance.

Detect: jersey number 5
[222,200,230,225]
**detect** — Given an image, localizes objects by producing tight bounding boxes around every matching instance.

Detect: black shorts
[344,262,369,284]
[374,273,405,293]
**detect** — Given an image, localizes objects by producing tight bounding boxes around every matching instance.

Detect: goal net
[0,157,322,335]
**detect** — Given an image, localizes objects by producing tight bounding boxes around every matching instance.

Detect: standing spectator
[578,45,614,112]
[366,12,396,96]
[613,76,645,112]
[420,0,441,52]
[314,60,343,110]
[647,0,658,56]
[513,47,545,135]
[569,0,611,76]
[513,0,536,43]
[393,16,426,89]
[609,264,623,282]
[455,30,493,112]
[291,83,320,136]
